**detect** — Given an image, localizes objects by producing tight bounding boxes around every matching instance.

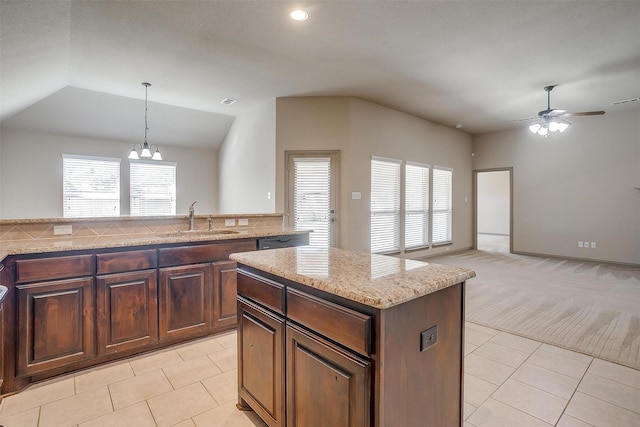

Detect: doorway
[474,168,512,253]
[286,151,339,247]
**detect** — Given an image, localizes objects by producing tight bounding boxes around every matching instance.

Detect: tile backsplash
[0,214,285,242]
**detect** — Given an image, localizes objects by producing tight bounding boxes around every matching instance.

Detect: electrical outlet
[224,219,236,227]
[591,241,597,248]
[578,241,584,248]
[420,325,438,352]
[238,218,249,226]
[53,225,73,235]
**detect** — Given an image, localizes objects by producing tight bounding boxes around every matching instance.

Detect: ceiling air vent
[610,97,639,106]
[220,98,237,105]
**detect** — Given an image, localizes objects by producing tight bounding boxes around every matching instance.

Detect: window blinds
[405,163,430,249]
[432,167,453,244]
[370,157,401,253]
[293,157,331,247]
[130,161,177,216]
[62,155,121,218]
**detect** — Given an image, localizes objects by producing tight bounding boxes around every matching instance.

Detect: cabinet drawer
[237,270,285,315]
[158,240,256,267]
[96,249,157,274]
[16,255,94,283]
[287,288,371,357]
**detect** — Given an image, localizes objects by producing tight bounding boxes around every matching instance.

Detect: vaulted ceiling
[1,1,639,149]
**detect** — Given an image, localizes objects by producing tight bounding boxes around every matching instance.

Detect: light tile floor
[1,324,639,427]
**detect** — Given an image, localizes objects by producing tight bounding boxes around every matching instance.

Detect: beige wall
[472,109,640,264]
[275,97,351,244]
[0,129,218,218]
[276,96,473,256]
[218,100,276,214]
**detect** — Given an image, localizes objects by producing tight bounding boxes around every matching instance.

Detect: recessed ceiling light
[220,98,237,105]
[455,124,463,129]
[290,9,309,21]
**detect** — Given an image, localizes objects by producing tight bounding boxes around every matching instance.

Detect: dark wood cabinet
[16,277,95,377]
[159,263,211,341]
[2,237,261,395]
[96,269,158,355]
[286,322,370,427]
[237,296,285,427]
[212,261,238,331]
[237,269,371,427]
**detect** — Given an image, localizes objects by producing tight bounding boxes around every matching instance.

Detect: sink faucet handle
[189,201,197,212]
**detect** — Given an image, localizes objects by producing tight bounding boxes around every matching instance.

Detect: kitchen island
[231,246,476,427]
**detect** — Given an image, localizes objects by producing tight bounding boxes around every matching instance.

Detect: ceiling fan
[526,85,605,136]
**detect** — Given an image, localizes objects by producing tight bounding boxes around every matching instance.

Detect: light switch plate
[224,219,236,227]
[352,192,362,200]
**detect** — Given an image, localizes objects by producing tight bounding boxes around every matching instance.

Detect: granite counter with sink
[0,213,309,396]
[0,213,306,261]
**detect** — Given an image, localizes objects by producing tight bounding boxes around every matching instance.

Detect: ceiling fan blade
[564,111,605,117]
[538,108,566,117]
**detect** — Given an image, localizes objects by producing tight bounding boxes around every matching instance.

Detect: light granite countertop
[230,246,476,309]
[0,227,307,261]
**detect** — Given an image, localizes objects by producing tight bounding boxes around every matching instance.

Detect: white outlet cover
[238,218,249,226]
[578,241,584,248]
[352,192,362,200]
[590,242,597,248]
[53,225,73,235]
[225,219,236,226]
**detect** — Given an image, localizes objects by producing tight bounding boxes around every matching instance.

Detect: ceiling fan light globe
[557,122,570,132]
[529,123,542,134]
[538,126,548,136]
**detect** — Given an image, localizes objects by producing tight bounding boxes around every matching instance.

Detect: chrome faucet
[189,201,197,230]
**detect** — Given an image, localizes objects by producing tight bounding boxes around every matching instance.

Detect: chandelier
[128,82,162,160]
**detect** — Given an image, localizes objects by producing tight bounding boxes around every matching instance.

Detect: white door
[287,152,339,247]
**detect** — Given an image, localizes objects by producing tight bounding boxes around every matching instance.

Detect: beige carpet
[430,250,640,370]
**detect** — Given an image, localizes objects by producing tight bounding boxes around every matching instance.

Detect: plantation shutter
[62,155,121,218]
[405,162,430,249]
[293,157,331,247]
[370,157,401,253]
[432,166,453,244]
[130,161,177,216]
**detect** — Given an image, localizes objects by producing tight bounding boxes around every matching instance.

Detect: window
[370,157,401,253]
[432,167,453,244]
[63,155,121,218]
[130,161,177,216]
[405,162,430,249]
[291,156,335,247]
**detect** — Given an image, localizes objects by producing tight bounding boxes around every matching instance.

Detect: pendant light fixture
[128,82,162,160]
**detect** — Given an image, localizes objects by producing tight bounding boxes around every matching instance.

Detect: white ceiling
[1,1,639,149]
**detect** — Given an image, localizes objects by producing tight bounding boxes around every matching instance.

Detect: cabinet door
[159,264,211,341]
[237,296,285,427]
[286,322,371,427]
[16,277,95,377]
[96,270,158,355]
[212,261,237,332]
